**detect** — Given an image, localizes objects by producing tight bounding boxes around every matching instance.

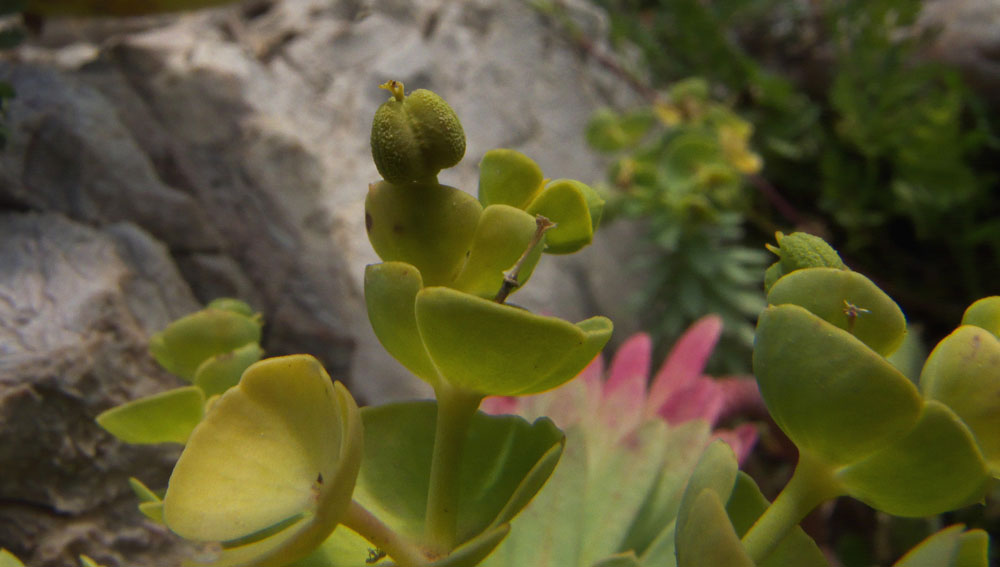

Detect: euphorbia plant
[669,232,995,567]
[79,81,997,567]
[90,80,612,567]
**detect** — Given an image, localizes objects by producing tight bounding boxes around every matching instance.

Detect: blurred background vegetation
[538,0,1000,564]
[539,0,1000,380]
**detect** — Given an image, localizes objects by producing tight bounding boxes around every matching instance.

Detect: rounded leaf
[451,205,542,298]
[0,551,23,567]
[920,325,1000,475]
[892,525,990,567]
[478,149,544,210]
[528,316,613,396]
[193,342,265,398]
[526,179,602,254]
[96,386,205,445]
[961,296,1000,337]
[415,287,611,396]
[766,268,906,357]
[364,262,439,384]
[150,307,262,381]
[207,298,258,318]
[370,82,465,185]
[365,181,482,286]
[754,304,922,465]
[836,401,989,517]
[163,355,363,566]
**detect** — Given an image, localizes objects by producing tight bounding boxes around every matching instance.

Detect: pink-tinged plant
[483,315,761,464]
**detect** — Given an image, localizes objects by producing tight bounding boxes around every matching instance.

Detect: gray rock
[0,213,198,566]
[919,0,1000,100]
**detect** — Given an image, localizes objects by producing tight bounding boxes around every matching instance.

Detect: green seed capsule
[370,80,466,184]
[764,231,847,293]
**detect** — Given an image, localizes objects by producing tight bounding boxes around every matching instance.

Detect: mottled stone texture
[0,214,197,565]
[0,0,642,563]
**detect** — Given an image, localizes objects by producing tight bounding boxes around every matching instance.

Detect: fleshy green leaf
[207,298,258,318]
[961,296,1000,338]
[430,525,512,567]
[753,304,922,465]
[129,477,165,524]
[451,205,542,298]
[481,417,709,567]
[526,180,600,254]
[364,262,440,384]
[725,473,829,567]
[591,552,643,567]
[766,268,906,357]
[478,149,544,210]
[96,386,205,445]
[835,401,989,517]
[953,529,990,567]
[676,490,754,567]
[621,420,712,558]
[415,286,611,396]
[892,525,990,567]
[365,181,482,286]
[163,355,363,567]
[0,549,24,567]
[194,342,265,398]
[150,308,262,381]
[920,325,1000,475]
[675,440,739,538]
[528,316,614,396]
[354,402,564,545]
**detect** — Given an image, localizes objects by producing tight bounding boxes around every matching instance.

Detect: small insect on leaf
[843,300,871,334]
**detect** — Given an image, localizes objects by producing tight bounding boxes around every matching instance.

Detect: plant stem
[342,499,429,567]
[424,383,483,555]
[740,452,846,564]
[494,215,554,304]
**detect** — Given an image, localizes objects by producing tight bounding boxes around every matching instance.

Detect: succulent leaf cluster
[87,82,612,567]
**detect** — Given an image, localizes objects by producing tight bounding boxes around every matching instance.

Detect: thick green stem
[741,453,846,564]
[342,499,429,567]
[424,383,483,555]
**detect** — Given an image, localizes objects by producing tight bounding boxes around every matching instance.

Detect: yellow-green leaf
[96,386,205,445]
[163,355,363,567]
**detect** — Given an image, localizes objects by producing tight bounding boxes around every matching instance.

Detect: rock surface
[0,213,198,566]
[0,0,643,563]
[919,0,1000,100]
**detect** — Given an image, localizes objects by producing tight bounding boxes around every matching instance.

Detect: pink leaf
[713,423,760,466]
[715,376,766,422]
[646,315,723,417]
[599,334,652,433]
[481,396,520,415]
[657,378,725,426]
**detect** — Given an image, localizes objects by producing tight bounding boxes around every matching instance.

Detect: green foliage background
[577,0,1000,372]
